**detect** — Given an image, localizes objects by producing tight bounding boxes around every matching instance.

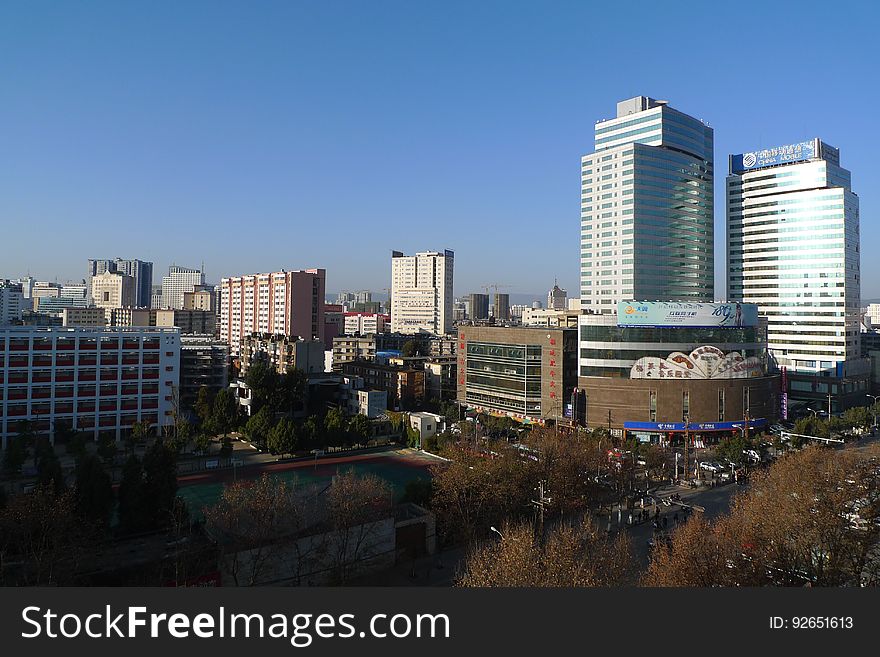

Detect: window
[743,387,750,414]
[649,390,657,422]
[682,390,690,419]
[718,389,725,421]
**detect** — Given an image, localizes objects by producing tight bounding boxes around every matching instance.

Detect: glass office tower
[726,138,868,412]
[580,96,714,313]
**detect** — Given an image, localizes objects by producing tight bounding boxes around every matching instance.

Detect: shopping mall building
[578,302,780,443]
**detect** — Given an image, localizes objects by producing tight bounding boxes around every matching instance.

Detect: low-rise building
[240,334,326,377]
[408,411,444,445]
[62,307,109,327]
[342,360,425,411]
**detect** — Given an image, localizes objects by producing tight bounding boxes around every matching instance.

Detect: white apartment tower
[727,138,866,410]
[390,250,454,335]
[580,97,714,312]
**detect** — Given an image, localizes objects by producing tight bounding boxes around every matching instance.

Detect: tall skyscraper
[727,138,867,411]
[390,250,454,334]
[219,269,326,354]
[161,265,206,310]
[547,283,567,311]
[87,258,153,307]
[493,293,510,321]
[580,96,714,313]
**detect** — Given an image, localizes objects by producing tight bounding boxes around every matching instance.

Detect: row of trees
[243,406,375,456]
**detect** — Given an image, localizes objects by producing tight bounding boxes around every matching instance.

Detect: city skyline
[2,2,879,298]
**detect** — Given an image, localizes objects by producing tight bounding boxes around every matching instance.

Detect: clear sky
[2,0,878,300]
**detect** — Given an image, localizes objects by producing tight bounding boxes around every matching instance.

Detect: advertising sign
[617,301,758,328]
[624,418,768,432]
[630,346,764,380]
[731,140,816,173]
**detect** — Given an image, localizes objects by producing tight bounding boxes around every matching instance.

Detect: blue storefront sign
[623,418,768,432]
[731,140,816,173]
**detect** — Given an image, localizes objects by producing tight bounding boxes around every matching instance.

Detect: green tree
[74,454,113,525]
[324,407,347,448]
[194,432,212,454]
[245,406,274,449]
[842,406,871,431]
[142,438,179,530]
[348,414,372,444]
[401,340,420,357]
[275,369,307,416]
[219,436,234,460]
[117,455,149,534]
[35,442,65,494]
[267,417,298,457]
[302,415,319,449]
[127,420,151,454]
[96,433,118,464]
[2,439,28,476]
[715,435,749,466]
[211,388,239,439]
[194,386,215,426]
[245,361,277,414]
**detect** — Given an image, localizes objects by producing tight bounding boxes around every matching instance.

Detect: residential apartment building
[465,293,489,321]
[341,360,425,410]
[727,138,867,412]
[580,96,714,313]
[155,308,217,335]
[219,269,325,355]
[344,312,389,336]
[0,281,25,326]
[493,293,510,321]
[0,326,180,447]
[183,289,215,312]
[390,250,454,334]
[332,335,377,372]
[239,334,326,377]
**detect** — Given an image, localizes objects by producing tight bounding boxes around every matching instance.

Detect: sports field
[177,447,441,517]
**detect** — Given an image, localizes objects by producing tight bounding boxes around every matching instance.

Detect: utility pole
[683,414,690,483]
[531,480,551,544]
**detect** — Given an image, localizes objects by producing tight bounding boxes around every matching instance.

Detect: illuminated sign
[731,140,816,173]
[617,301,758,328]
[624,418,768,432]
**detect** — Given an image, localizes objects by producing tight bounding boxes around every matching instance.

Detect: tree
[302,415,319,449]
[127,420,152,454]
[219,436,234,460]
[714,435,749,466]
[97,433,118,464]
[348,414,372,445]
[194,432,212,455]
[117,455,149,534]
[245,361,277,414]
[267,417,298,457]
[245,406,274,449]
[275,369,307,416]
[74,454,113,525]
[142,438,179,530]
[325,471,394,584]
[211,388,239,439]
[400,478,433,507]
[401,340,421,358]
[2,438,28,476]
[324,407,347,448]
[35,442,65,494]
[842,406,871,432]
[0,485,90,585]
[205,474,319,586]
[194,386,215,426]
[459,518,634,587]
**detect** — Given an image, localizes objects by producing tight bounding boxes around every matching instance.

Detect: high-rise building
[727,138,867,412]
[0,281,25,325]
[493,293,510,321]
[465,293,489,321]
[161,265,206,309]
[219,269,326,355]
[87,259,153,307]
[547,283,567,311]
[580,96,714,313]
[90,271,135,310]
[390,250,454,334]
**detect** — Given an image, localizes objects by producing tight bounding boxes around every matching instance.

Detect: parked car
[699,461,726,473]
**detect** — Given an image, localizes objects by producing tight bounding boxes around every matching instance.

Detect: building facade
[727,138,867,412]
[341,360,425,410]
[493,293,510,321]
[547,284,567,311]
[0,281,25,326]
[0,326,180,447]
[580,96,714,314]
[90,271,135,310]
[87,259,153,308]
[219,269,326,355]
[465,293,489,321]
[239,334,326,377]
[457,326,579,423]
[390,250,454,334]
[179,336,229,409]
[577,302,778,441]
[161,265,206,310]
[343,312,388,336]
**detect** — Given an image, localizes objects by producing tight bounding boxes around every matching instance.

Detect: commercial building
[0,326,180,447]
[390,250,454,334]
[727,139,867,412]
[88,259,153,308]
[577,302,778,441]
[580,97,714,314]
[179,336,229,409]
[344,312,388,336]
[457,326,579,423]
[183,289,215,312]
[161,266,206,310]
[219,269,326,355]
[239,334,326,377]
[91,271,135,310]
[62,307,109,327]
[465,293,489,321]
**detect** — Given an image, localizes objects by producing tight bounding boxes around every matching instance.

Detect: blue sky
[2,1,878,300]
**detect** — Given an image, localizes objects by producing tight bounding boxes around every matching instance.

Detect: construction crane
[482,283,511,296]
